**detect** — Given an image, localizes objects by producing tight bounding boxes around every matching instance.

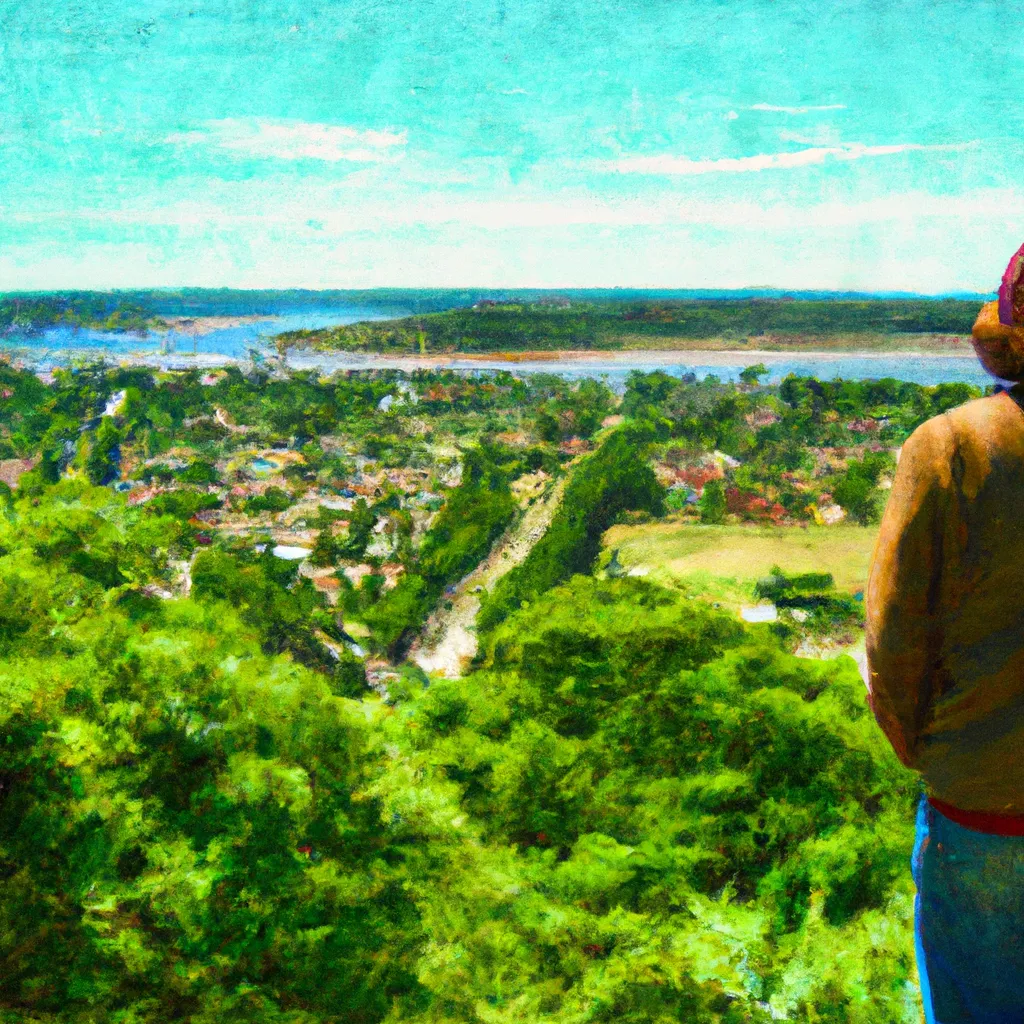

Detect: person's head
[972,243,1024,381]
[971,301,1024,381]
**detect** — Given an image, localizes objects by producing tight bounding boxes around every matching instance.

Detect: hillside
[276,297,982,354]
[0,359,977,1022]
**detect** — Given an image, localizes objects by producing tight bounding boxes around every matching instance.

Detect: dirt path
[410,473,570,678]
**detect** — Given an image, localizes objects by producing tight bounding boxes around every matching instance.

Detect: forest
[278,297,981,354]
[0,295,161,334]
[0,356,984,1022]
[1,291,982,351]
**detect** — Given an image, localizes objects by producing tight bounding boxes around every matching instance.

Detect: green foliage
[699,479,727,523]
[417,446,517,583]
[242,486,292,515]
[755,567,836,603]
[282,297,982,354]
[175,459,219,485]
[0,596,423,1021]
[0,293,160,332]
[82,416,122,486]
[479,430,665,630]
[364,444,520,656]
[371,577,919,1023]
[755,566,863,639]
[832,451,894,526]
[360,573,432,652]
[533,378,615,440]
[740,363,769,385]
[338,498,375,560]
[191,547,363,689]
[309,525,339,567]
[145,489,221,521]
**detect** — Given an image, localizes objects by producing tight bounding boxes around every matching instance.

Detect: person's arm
[866,416,953,767]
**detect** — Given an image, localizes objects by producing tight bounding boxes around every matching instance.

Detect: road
[410,472,569,678]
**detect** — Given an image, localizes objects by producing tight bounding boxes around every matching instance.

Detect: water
[285,349,1004,389]
[0,307,1001,386]
[0,305,403,366]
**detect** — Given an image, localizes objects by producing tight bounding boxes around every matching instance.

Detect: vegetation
[0,353,993,1022]
[0,295,161,333]
[279,297,981,354]
[0,497,920,1020]
[361,443,520,655]
[478,428,665,630]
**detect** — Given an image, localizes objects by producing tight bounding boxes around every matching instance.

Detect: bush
[243,486,292,515]
[479,430,664,630]
[175,458,219,485]
[372,576,919,1023]
[699,478,727,523]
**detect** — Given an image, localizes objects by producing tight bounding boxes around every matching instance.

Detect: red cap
[998,243,1024,326]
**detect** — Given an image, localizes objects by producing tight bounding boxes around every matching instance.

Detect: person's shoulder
[944,392,1019,441]
[904,409,957,457]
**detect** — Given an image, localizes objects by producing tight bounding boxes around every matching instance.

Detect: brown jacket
[867,389,1024,812]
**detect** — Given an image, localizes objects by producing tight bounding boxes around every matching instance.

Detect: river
[0,313,1003,387]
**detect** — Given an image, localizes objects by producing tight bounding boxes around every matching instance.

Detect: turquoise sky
[1,0,1020,291]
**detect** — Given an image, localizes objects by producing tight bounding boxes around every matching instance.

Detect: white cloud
[163,118,407,162]
[4,190,1021,292]
[12,184,1016,235]
[599,141,971,176]
[777,126,842,146]
[750,103,847,114]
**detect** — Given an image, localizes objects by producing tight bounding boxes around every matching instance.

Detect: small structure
[272,544,312,560]
[819,503,846,526]
[0,458,36,489]
[741,604,778,623]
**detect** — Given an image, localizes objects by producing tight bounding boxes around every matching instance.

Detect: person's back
[869,388,1024,808]
[868,293,1024,1022]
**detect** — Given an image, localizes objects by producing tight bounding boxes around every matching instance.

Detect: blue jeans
[914,796,1024,1022]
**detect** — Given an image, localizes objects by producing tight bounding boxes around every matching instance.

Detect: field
[602,520,878,609]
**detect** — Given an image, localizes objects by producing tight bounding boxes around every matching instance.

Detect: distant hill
[275,296,986,355]
[0,289,991,344]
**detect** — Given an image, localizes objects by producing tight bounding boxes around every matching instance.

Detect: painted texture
[0,0,1020,290]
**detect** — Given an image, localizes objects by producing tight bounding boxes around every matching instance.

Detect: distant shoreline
[159,314,275,335]
[0,346,983,372]
[281,330,977,361]
[368,346,977,364]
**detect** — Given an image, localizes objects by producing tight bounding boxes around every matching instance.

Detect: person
[867,286,1024,1022]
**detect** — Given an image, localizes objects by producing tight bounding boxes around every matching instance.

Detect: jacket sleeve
[866,416,953,767]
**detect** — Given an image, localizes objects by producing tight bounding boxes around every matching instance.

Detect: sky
[0,0,1021,291]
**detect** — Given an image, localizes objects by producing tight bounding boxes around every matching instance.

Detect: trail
[410,473,569,678]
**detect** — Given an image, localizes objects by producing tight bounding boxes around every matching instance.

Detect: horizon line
[0,285,997,300]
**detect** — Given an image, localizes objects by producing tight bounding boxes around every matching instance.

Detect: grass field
[601,520,878,610]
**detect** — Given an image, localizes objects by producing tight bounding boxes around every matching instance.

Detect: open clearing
[602,521,878,606]
[602,520,876,682]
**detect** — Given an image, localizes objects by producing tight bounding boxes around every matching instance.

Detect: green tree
[310,525,338,567]
[81,415,122,485]
[371,576,919,1023]
[479,429,664,630]
[699,478,727,523]
[833,451,894,526]
[740,362,769,385]
[339,498,376,559]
